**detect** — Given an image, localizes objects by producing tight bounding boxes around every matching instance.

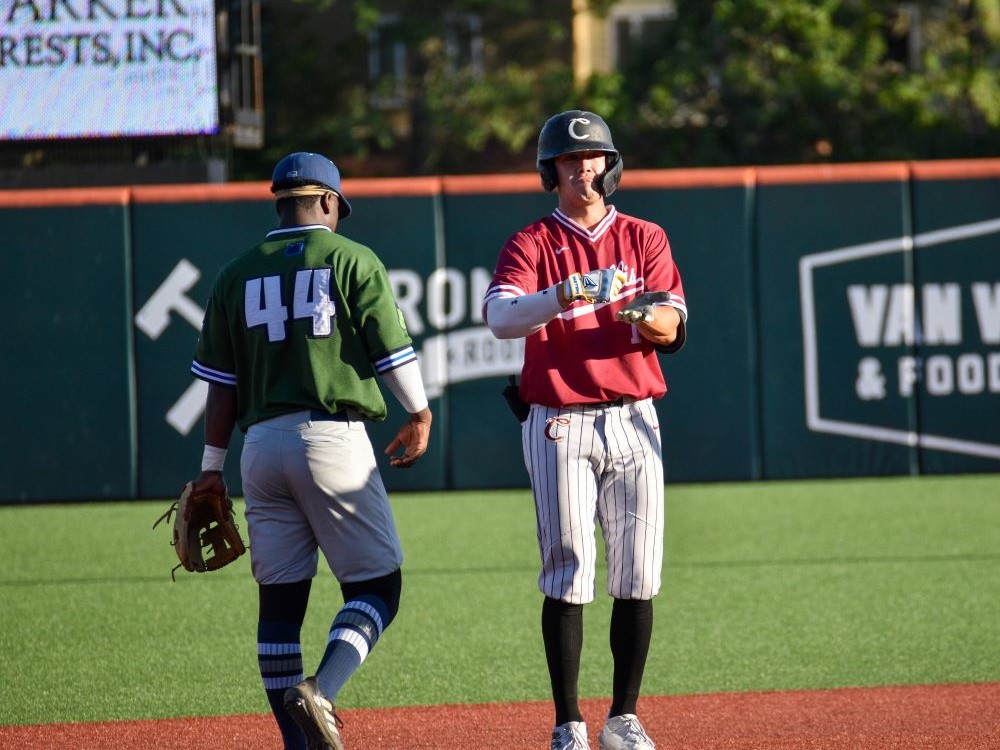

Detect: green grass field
[1,474,999,727]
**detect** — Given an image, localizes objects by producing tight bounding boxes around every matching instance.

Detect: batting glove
[616,291,673,323]
[557,267,626,308]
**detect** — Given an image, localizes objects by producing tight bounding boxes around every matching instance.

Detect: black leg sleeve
[609,598,653,717]
[542,596,585,725]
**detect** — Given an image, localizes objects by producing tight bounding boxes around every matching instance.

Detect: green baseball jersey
[192,225,415,431]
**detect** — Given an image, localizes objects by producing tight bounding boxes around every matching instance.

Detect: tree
[234,0,578,178]
[593,0,1000,167]
[234,0,1000,179]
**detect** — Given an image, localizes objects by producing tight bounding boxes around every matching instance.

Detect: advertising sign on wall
[0,0,218,139]
[801,218,1000,464]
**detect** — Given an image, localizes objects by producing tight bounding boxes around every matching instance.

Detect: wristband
[557,273,589,307]
[201,445,228,472]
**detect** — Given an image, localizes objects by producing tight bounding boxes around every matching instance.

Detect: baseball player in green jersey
[188,152,433,750]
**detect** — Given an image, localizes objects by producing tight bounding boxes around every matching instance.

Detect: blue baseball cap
[271,151,352,219]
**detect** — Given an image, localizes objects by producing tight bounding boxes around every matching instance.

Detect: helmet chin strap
[594,172,610,197]
[595,154,623,197]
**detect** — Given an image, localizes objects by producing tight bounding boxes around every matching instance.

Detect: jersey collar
[552,205,617,242]
[265,224,333,238]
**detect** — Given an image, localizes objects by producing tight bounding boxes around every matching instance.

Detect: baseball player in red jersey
[483,110,687,750]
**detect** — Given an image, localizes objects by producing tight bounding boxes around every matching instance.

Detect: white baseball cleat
[551,720,589,750]
[599,714,655,750]
[283,676,345,750]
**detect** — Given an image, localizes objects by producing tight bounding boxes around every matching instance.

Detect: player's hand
[385,407,432,468]
[556,267,626,308]
[191,469,227,496]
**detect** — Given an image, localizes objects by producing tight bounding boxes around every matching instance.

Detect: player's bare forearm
[385,406,432,468]
[632,305,681,347]
[204,382,238,450]
[192,383,238,491]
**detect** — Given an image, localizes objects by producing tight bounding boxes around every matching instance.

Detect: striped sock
[258,621,306,750]
[315,595,390,702]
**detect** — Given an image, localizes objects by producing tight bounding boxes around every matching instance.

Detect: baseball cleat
[283,676,345,750]
[551,720,588,750]
[599,714,655,750]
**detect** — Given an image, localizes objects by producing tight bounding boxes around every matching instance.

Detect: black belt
[576,397,627,408]
[309,409,350,422]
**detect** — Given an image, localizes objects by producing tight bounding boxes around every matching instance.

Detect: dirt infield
[3,682,999,750]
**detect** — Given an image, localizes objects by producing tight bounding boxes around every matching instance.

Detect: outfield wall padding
[0,161,997,502]
[0,192,136,502]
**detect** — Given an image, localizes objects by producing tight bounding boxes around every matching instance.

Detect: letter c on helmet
[568,118,591,140]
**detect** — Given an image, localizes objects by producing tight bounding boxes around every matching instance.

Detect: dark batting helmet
[536,110,623,196]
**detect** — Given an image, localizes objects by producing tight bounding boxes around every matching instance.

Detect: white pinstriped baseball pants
[522,398,664,604]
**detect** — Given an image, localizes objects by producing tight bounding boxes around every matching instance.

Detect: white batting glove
[557,267,626,308]
[616,291,673,323]
[594,266,627,302]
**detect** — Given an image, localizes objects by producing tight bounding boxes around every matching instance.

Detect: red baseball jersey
[484,206,687,407]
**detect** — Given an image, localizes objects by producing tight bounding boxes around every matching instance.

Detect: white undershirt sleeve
[485,286,563,339]
[380,359,429,413]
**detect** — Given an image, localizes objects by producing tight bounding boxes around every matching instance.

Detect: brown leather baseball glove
[154,480,246,580]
